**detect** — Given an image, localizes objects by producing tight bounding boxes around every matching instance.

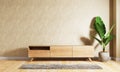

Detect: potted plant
[93,16,115,62]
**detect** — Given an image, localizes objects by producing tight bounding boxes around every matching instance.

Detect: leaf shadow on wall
[80,17,99,49]
[3,48,28,57]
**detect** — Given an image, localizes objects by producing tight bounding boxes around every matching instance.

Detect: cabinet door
[73,46,94,57]
[28,46,50,57]
[28,50,50,57]
[50,46,72,57]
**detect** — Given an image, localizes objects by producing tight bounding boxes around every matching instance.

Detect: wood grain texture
[73,46,94,57]
[28,50,50,57]
[0,60,120,72]
[28,45,94,58]
[50,46,72,57]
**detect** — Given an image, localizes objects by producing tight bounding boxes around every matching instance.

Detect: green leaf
[93,37,102,45]
[94,16,106,39]
[104,35,113,46]
[105,24,115,37]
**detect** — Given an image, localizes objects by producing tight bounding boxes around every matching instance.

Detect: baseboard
[0,57,98,60]
[93,56,120,61]
[95,57,120,61]
[111,57,120,61]
[0,57,30,60]
[92,57,99,60]
[0,56,119,61]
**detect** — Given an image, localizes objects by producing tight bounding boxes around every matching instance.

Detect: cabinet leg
[88,58,92,61]
[30,58,34,61]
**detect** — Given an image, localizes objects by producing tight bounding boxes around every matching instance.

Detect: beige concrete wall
[0,0,109,57]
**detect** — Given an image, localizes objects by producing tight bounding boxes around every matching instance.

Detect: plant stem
[103,47,105,52]
[102,41,106,52]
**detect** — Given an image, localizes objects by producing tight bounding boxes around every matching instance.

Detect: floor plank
[0,60,120,72]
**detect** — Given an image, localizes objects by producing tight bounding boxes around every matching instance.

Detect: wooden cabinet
[28,45,94,61]
[51,46,72,57]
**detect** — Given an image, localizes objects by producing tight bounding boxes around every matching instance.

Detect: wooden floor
[0,60,120,72]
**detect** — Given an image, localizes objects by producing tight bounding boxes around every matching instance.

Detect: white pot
[99,51,110,62]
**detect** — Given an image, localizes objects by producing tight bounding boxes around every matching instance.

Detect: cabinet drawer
[28,50,50,57]
[73,46,94,57]
[50,46,72,57]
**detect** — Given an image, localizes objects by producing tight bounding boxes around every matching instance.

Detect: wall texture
[0,0,109,57]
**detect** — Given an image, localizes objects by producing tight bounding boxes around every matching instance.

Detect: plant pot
[99,51,110,62]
